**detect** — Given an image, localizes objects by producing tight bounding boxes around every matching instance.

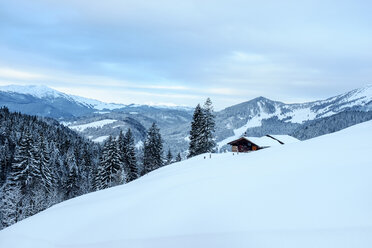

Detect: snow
[245,136,283,147]
[94,111,110,114]
[0,85,64,98]
[0,84,127,110]
[69,119,117,132]
[0,84,194,111]
[135,140,143,149]
[231,135,299,148]
[217,114,271,148]
[270,135,300,144]
[69,95,126,111]
[92,136,110,143]
[1,121,372,248]
[287,107,317,123]
[112,125,124,129]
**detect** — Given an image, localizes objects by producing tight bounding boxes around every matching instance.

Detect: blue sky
[0,0,371,109]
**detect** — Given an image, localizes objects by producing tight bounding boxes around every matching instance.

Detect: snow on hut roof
[246,136,282,147]
[242,135,300,148]
[227,135,300,148]
[269,135,300,144]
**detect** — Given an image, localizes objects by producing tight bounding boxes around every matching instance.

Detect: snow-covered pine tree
[175,152,182,162]
[188,99,216,158]
[166,149,173,165]
[201,97,216,153]
[98,136,123,189]
[64,147,80,200]
[0,138,12,187]
[143,123,164,174]
[0,182,22,228]
[10,131,40,194]
[188,104,205,158]
[117,130,128,183]
[123,129,138,182]
[117,130,126,161]
[34,135,53,194]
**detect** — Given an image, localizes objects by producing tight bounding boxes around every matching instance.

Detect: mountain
[1,84,371,154]
[0,85,127,119]
[216,85,372,149]
[0,85,194,154]
[1,121,371,248]
[60,85,372,155]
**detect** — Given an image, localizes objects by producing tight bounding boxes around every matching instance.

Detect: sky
[0,0,371,109]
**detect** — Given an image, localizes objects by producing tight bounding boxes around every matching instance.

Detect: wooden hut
[227,135,299,153]
[227,137,259,152]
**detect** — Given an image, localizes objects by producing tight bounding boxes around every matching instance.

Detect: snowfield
[68,119,118,132]
[1,121,372,248]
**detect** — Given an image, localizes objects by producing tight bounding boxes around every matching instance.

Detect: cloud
[0,0,371,109]
[0,67,48,80]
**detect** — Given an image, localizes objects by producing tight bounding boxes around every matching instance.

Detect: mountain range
[0,84,371,154]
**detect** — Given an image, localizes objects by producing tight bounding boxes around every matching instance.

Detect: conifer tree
[188,99,216,158]
[175,152,182,162]
[34,135,53,194]
[0,182,22,227]
[188,104,205,158]
[98,136,123,189]
[201,97,216,153]
[11,132,40,194]
[166,149,173,165]
[123,129,138,182]
[143,123,163,174]
[65,147,80,199]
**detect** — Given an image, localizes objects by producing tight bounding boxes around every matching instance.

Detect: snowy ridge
[68,119,118,132]
[68,95,127,111]
[1,121,371,248]
[217,85,372,147]
[0,84,127,110]
[0,84,193,111]
[0,85,65,99]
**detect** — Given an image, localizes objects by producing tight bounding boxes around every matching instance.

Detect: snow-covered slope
[68,119,118,132]
[0,85,65,99]
[1,121,371,248]
[0,85,126,111]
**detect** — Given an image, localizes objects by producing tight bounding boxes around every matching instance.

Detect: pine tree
[65,147,80,200]
[98,136,123,189]
[188,104,205,158]
[166,149,173,165]
[201,98,216,153]
[143,123,163,174]
[34,135,53,194]
[175,152,182,162]
[11,132,39,191]
[123,129,138,182]
[188,99,216,158]
[0,182,22,228]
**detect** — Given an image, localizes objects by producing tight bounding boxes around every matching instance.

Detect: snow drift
[1,121,372,248]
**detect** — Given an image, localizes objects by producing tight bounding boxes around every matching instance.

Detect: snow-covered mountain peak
[347,84,372,100]
[0,84,194,112]
[0,84,128,110]
[0,84,65,99]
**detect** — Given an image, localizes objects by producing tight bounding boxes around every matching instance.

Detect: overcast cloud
[0,0,371,109]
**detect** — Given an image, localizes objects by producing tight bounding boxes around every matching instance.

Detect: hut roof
[227,135,299,148]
